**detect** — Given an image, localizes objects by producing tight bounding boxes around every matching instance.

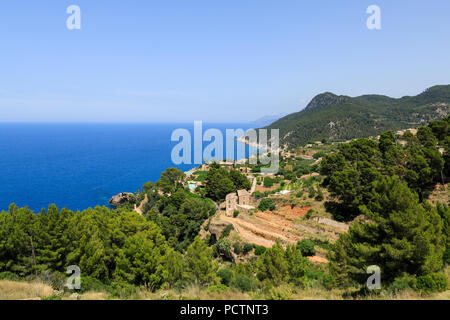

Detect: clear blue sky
[0,0,449,122]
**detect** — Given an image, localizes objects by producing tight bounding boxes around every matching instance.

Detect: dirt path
[134,194,148,215]
[308,255,329,264]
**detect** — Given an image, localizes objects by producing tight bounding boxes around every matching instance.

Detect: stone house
[237,190,251,206]
[225,189,254,216]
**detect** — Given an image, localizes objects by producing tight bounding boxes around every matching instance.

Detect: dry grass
[79,291,109,300]
[137,284,346,300]
[240,284,347,300]
[139,285,251,300]
[431,290,450,300]
[372,289,424,300]
[68,285,450,300]
[0,280,53,300]
[1,269,449,300]
[431,266,450,300]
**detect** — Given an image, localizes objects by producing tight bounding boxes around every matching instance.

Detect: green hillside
[265,85,450,147]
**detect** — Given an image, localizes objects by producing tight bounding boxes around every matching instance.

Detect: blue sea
[0,123,254,212]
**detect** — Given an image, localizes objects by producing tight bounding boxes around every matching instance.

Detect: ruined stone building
[225,189,254,216]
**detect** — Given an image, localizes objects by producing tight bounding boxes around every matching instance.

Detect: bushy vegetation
[141,168,216,251]
[266,85,450,148]
[209,240,331,294]
[296,239,316,257]
[204,163,251,201]
[0,168,221,292]
[263,177,274,188]
[258,198,275,212]
[313,151,327,159]
[323,117,450,291]
[0,201,221,291]
[254,245,267,256]
[321,116,449,219]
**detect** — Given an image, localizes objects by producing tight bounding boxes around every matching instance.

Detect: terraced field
[208,198,350,263]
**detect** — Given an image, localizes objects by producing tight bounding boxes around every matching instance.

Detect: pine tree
[256,240,289,284]
[329,176,446,286]
[185,236,219,286]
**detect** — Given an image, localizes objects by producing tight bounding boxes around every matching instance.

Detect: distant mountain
[264,85,450,147]
[252,113,287,127]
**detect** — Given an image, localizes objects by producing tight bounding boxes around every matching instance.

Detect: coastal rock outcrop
[109,192,133,207]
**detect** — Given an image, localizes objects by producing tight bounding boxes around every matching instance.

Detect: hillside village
[179,147,340,264]
[151,128,448,265]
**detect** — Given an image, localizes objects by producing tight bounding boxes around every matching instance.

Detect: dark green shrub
[79,276,110,293]
[311,238,332,250]
[213,239,233,260]
[389,274,417,293]
[203,219,211,231]
[254,245,267,256]
[108,282,138,299]
[265,286,293,300]
[258,198,274,212]
[305,209,314,219]
[233,242,242,254]
[233,210,240,218]
[321,273,338,290]
[220,224,234,239]
[308,186,316,198]
[0,271,20,281]
[263,177,274,188]
[284,173,296,182]
[206,284,229,293]
[243,243,254,254]
[232,274,258,292]
[174,279,190,291]
[313,151,326,159]
[295,191,304,198]
[443,248,450,265]
[416,273,448,293]
[296,239,316,256]
[252,191,264,199]
[315,188,324,201]
[217,268,234,286]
